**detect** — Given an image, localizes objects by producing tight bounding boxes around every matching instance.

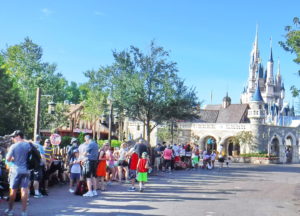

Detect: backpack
[27,142,41,170]
[75,180,88,196]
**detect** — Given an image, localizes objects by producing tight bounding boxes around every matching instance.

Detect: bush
[97,139,122,148]
[240,152,276,158]
[61,136,72,147]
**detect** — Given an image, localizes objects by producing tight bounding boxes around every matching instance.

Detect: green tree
[85,41,198,144]
[83,90,107,139]
[279,17,300,97]
[65,81,81,104]
[2,38,69,136]
[0,55,25,135]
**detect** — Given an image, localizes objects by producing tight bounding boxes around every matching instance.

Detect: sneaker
[128,187,136,192]
[69,189,74,193]
[83,191,94,197]
[125,180,131,184]
[92,190,98,196]
[34,193,43,198]
[4,209,13,216]
[107,181,112,186]
[21,212,28,216]
[139,188,144,192]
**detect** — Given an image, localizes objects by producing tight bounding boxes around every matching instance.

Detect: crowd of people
[0,130,228,216]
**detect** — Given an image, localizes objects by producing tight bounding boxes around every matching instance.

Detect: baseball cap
[73,149,79,153]
[142,152,148,157]
[45,139,51,143]
[70,137,78,144]
[9,130,24,138]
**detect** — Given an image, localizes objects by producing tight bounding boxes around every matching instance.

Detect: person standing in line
[31,135,45,198]
[68,149,81,193]
[117,143,129,183]
[127,148,139,192]
[136,152,150,192]
[162,145,173,173]
[96,143,109,191]
[5,130,31,216]
[153,144,162,172]
[42,139,53,196]
[82,135,99,197]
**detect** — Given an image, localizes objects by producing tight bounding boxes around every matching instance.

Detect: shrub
[97,139,122,148]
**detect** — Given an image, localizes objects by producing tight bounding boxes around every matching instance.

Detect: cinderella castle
[125,28,300,163]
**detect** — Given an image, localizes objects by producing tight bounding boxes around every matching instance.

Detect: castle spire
[269,37,273,62]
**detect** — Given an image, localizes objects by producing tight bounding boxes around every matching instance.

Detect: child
[137,152,150,192]
[191,145,200,170]
[128,148,139,192]
[69,149,81,193]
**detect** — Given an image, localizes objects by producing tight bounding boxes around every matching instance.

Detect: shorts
[129,169,136,180]
[118,160,128,167]
[164,159,171,168]
[154,157,161,167]
[218,157,225,163]
[30,166,44,182]
[192,157,199,165]
[70,173,81,181]
[83,160,98,178]
[137,172,147,182]
[9,171,30,189]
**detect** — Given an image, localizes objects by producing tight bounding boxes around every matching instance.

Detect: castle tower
[222,92,231,109]
[265,40,275,103]
[247,26,260,93]
[248,81,265,124]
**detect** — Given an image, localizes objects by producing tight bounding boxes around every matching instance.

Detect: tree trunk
[146,119,151,146]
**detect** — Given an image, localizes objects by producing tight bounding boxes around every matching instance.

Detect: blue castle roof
[251,81,264,102]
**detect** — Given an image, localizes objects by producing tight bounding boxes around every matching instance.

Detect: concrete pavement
[1,163,300,216]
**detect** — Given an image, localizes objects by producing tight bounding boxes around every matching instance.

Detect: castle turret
[248,81,265,124]
[222,92,231,109]
[266,40,275,103]
[276,59,282,89]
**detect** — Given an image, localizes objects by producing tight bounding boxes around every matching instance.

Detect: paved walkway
[1,163,300,216]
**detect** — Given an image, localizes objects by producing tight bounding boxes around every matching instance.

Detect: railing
[177,123,251,131]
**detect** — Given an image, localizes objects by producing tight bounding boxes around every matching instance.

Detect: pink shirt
[163,149,173,160]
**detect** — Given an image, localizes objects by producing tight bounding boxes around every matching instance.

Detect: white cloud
[41,8,53,16]
[94,11,105,16]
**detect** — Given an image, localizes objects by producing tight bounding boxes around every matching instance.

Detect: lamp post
[33,88,56,141]
[107,94,113,146]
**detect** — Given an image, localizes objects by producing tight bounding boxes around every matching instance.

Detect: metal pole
[108,102,113,146]
[33,88,41,141]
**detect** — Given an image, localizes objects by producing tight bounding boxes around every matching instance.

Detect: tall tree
[0,55,24,135]
[279,17,300,97]
[85,41,198,144]
[2,37,69,136]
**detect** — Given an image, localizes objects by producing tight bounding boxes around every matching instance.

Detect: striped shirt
[44,146,53,163]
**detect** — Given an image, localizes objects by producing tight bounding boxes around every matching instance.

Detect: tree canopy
[85,41,198,143]
[279,17,300,97]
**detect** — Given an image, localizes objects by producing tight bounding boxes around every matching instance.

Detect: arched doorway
[226,137,240,156]
[270,137,280,157]
[285,136,293,163]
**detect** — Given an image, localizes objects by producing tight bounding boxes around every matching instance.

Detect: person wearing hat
[136,152,150,192]
[5,130,31,216]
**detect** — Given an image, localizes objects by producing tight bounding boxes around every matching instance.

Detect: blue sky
[0,0,299,106]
